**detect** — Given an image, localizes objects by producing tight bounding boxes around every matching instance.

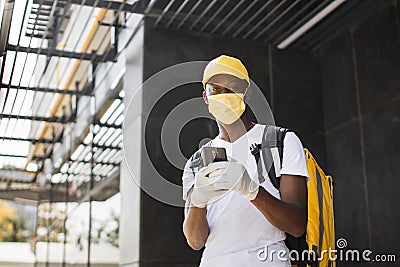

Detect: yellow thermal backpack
[250,125,336,267]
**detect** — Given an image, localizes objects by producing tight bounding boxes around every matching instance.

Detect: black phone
[200,146,227,167]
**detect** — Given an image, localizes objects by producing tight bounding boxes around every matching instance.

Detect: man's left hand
[208,161,259,201]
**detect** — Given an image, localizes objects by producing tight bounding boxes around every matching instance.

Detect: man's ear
[203,91,208,104]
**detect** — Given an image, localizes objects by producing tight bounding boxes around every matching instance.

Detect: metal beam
[0,178,35,184]
[6,44,116,62]
[59,172,109,179]
[0,154,27,158]
[32,0,66,9]
[1,136,62,144]
[69,159,120,167]
[0,114,73,123]
[95,122,122,129]
[0,169,36,182]
[85,143,121,151]
[98,22,126,28]
[25,33,54,40]
[79,169,119,202]
[35,0,150,13]
[0,188,79,203]
[1,83,92,96]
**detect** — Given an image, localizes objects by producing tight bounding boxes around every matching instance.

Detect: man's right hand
[190,163,228,208]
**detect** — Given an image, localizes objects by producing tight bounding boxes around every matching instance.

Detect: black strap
[250,143,265,183]
[250,125,289,190]
[263,146,279,189]
[265,126,281,189]
[277,127,288,163]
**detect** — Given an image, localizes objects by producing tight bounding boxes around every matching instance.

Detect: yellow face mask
[207,93,246,125]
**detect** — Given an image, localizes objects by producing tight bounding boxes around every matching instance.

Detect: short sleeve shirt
[182,124,309,265]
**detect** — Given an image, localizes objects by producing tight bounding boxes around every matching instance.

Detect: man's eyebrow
[208,82,240,87]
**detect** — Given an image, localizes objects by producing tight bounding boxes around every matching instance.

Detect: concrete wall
[120,15,144,267]
[319,2,400,265]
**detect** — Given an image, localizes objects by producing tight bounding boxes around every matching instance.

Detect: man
[182,55,309,266]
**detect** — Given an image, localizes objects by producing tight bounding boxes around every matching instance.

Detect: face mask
[207,93,246,125]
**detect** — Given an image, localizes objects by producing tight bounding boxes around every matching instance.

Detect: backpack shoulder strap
[277,127,289,162]
[259,125,289,190]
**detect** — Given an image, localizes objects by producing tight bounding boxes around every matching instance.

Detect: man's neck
[218,116,255,143]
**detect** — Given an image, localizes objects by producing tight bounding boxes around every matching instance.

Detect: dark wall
[139,17,325,267]
[136,2,400,266]
[270,45,326,167]
[320,2,400,265]
[140,18,269,267]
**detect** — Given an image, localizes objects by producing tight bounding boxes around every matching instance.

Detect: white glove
[209,161,259,201]
[190,163,229,208]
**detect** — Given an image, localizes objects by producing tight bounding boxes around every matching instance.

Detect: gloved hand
[209,161,259,201]
[190,164,229,208]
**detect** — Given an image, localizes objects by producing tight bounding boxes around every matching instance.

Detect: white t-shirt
[182,124,309,266]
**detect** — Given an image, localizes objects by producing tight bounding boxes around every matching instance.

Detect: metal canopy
[36,0,150,13]
[6,44,117,62]
[0,0,130,203]
[145,0,376,49]
[0,93,123,203]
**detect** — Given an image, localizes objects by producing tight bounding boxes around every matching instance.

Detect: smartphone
[201,146,227,167]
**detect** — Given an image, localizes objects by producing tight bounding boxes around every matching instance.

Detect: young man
[182,55,309,266]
